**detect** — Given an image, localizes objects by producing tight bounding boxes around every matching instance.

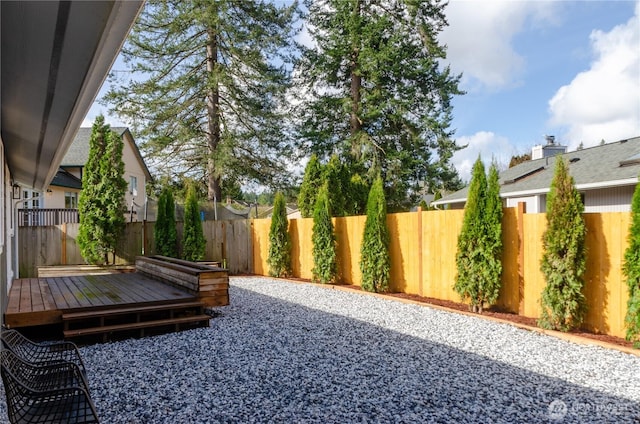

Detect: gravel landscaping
[2,276,640,423]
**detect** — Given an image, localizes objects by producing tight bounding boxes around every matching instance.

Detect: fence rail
[18,209,79,227]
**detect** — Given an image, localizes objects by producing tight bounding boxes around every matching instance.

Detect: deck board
[30,279,44,312]
[4,272,197,328]
[39,279,56,310]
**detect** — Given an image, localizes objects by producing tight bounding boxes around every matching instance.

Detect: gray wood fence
[18,220,253,278]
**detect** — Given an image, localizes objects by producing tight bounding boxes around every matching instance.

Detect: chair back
[0,349,99,423]
[0,329,28,357]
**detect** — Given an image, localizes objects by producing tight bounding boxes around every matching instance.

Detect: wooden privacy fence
[252,206,631,339]
[18,208,631,338]
[18,220,252,278]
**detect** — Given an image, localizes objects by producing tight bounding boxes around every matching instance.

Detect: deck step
[63,315,211,338]
[62,301,205,321]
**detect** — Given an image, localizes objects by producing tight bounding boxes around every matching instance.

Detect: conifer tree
[296,0,464,210]
[454,157,487,312]
[298,154,323,218]
[323,154,347,217]
[360,176,390,293]
[78,116,127,265]
[155,187,178,257]
[482,162,503,309]
[104,0,299,201]
[78,117,108,264]
[102,126,128,264]
[267,192,292,277]
[312,183,337,284]
[539,157,587,331]
[182,185,206,261]
[623,178,640,347]
[347,173,369,216]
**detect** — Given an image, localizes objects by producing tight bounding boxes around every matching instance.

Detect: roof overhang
[1,0,143,190]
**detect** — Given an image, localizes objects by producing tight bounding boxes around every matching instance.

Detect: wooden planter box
[135,255,229,307]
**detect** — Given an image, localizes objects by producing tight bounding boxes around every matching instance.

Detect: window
[22,190,40,209]
[129,176,138,197]
[65,192,78,209]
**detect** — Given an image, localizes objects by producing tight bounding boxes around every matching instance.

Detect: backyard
[2,276,638,423]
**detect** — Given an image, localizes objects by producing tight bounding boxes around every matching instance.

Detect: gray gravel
[2,276,640,423]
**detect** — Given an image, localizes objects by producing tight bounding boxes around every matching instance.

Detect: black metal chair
[1,349,99,423]
[0,329,86,376]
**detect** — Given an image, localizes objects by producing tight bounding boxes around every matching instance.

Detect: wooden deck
[4,272,197,328]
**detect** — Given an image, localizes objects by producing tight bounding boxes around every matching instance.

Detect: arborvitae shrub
[155,187,178,257]
[182,185,206,261]
[539,157,587,331]
[78,117,108,264]
[482,163,503,309]
[624,177,640,347]
[267,192,292,277]
[360,176,390,293]
[78,115,126,265]
[454,157,487,312]
[323,154,347,216]
[347,173,369,216]
[311,183,337,283]
[298,154,323,218]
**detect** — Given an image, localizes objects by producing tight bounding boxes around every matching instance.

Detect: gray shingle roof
[436,136,640,205]
[50,169,82,189]
[61,127,128,166]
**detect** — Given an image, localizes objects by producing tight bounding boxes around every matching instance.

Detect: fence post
[417,207,423,296]
[517,202,526,315]
[61,222,67,265]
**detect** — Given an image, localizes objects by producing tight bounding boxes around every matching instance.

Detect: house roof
[50,169,83,190]
[434,136,640,206]
[61,127,152,181]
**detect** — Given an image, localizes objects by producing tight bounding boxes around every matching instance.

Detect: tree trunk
[206,26,222,203]
[349,0,362,137]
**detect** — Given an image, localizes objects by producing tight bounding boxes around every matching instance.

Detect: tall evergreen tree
[296,0,464,210]
[155,187,178,257]
[360,176,390,293]
[539,157,587,331]
[182,184,206,261]
[267,192,292,277]
[298,154,323,218]
[623,178,640,347]
[482,162,503,309]
[102,124,128,264]
[78,117,109,264]
[454,157,487,312]
[346,173,369,216]
[104,0,299,201]
[312,183,337,284]
[323,154,348,217]
[78,116,126,265]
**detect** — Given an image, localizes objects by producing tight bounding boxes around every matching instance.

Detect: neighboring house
[0,1,143,316]
[47,127,152,222]
[433,135,640,213]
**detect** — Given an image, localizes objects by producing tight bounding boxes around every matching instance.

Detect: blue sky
[85,0,640,183]
[441,0,640,181]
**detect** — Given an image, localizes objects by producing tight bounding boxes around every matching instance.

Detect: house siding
[122,132,147,221]
[506,195,544,213]
[583,185,636,213]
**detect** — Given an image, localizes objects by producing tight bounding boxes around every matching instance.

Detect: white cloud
[451,131,516,182]
[548,1,640,149]
[441,1,558,92]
